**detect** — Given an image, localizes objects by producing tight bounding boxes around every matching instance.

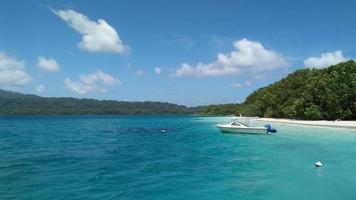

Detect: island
[1,61,355,120]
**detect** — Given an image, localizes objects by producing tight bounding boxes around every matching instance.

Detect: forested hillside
[1,61,355,119]
[0,90,193,115]
[197,60,356,120]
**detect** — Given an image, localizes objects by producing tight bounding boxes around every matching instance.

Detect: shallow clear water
[1,116,356,200]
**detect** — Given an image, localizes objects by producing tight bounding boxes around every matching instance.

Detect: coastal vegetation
[0,90,192,115]
[197,60,356,120]
[0,61,355,119]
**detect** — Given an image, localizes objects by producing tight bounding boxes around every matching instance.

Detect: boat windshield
[229,120,249,127]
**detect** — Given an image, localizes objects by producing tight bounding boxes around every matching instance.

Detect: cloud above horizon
[65,70,121,94]
[0,52,32,87]
[36,84,45,93]
[37,56,60,72]
[135,69,144,76]
[171,38,288,77]
[230,80,252,88]
[53,9,129,54]
[154,67,161,75]
[303,50,347,68]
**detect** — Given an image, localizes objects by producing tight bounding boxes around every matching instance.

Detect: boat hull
[216,125,268,134]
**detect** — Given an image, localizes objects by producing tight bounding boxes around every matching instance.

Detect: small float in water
[315,161,323,167]
[216,117,277,134]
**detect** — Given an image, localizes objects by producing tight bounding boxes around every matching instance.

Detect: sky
[0,0,355,106]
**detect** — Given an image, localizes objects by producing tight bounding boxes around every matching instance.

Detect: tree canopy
[0,90,193,115]
[1,61,355,119]
[197,60,356,120]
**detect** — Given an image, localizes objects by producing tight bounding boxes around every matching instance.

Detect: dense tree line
[197,60,356,120]
[0,90,193,115]
[1,61,355,118]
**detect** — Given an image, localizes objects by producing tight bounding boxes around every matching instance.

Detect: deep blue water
[1,116,356,200]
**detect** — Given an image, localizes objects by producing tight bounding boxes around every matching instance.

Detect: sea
[1,115,356,200]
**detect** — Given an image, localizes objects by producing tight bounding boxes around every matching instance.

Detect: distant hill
[197,60,356,120]
[2,61,355,118]
[0,90,193,115]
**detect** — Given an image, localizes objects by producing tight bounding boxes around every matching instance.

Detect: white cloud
[245,80,252,86]
[230,80,252,88]
[64,78,95,94]
[154,67,161,75]
[65,70,121,94]
[303,50,347,68]
[0,52,32,86]
[79,70,121,85]
[229,82,242,88]
[36,85,45,93]
[53,9,128,54]
[135,69,144,76]
[172,38,288,77]
[171,63,194,77]
[37,56,60,72]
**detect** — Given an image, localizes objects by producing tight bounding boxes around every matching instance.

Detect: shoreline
[249,117,356,129]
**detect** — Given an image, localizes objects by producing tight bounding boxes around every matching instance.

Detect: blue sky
[0,0,355,106]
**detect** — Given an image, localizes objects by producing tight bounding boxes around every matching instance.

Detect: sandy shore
[252,117,356,129]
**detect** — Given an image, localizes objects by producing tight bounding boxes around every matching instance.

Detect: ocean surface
[1,116,356,200]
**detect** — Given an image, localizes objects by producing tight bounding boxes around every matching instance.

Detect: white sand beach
[253,117,356,129]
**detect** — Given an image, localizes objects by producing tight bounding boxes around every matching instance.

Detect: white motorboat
[216,118,277,134]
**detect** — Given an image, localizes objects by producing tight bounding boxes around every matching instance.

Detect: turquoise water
[1,116,356,200]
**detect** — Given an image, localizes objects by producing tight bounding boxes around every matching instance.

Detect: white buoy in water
[161,129,166,133]
[315,161,323,167]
